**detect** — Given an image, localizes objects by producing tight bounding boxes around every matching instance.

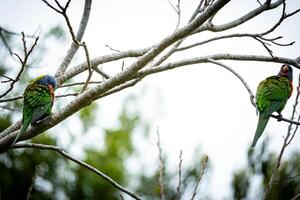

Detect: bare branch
[0,92,80,103]
[165,0,179,14]
[11,143,142,200]
[0,33,39,99]
[207,59,256,107]
[94,66,110,79]
[42,0,78,45]
[291,192,300,200]
[196,0,284,33]
[53,0,92,79]
[175,150,183,200]
[175,0,181,30]
[26,165,40,200]
[0,74,15,83]
[156,128,165,200]
[0,105,20,112]
[56,93,79,98]
[80,42,93,92]
[190,155,209,200]
[57,48,147,84]
[59,81,102,88]
[105,44,121,53]
[148,0,215,68]
[256,0,263,6]
[138,55,300,125]
[94,78,141,100]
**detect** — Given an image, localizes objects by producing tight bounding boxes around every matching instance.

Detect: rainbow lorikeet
[251,65,293,148]
[11,75,56,146]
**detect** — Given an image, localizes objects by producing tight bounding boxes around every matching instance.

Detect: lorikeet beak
[48,84,55,99]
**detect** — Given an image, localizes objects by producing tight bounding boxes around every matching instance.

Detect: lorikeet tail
[11,116,31,146]
[251,114,270,148]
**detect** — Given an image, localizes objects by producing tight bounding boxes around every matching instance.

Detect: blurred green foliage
[0,99,141,200]
[232,140,300,200]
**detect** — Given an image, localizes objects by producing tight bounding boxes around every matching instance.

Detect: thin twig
[42,0,79,45]
[11,143,142,200]
[26,165,40,200]
[59,81,102,88]
[157,128,165,200]
[0,92,79,103]
[94,66,110,79]
[190,155,209,200]
[0,74,15,83]
[257,0,263,6]
[94,78,141,100]
[80,42,93,92]
[176,150,183,200]
[119,194,125,200]
[207,59,255,107]
[148,0,205,68]
[56,93,79,98]
[175,0,181,30]
[0,32,39,99]
[105,44,121,53]
[165,0,179,14]
[273,173,300,183]
[291,192,300,200]
[52,0,92,79]
[0,105,20,112]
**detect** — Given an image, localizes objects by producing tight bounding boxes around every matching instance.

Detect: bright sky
[1,0,300,199]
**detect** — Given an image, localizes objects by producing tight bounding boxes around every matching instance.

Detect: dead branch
[11,143,142,200]
[0,32,39,99]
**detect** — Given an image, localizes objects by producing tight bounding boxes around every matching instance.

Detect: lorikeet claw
[276,114,283,121]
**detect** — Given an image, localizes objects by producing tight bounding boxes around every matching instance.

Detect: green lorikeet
[251,65,293,148]
[11,75,56,146]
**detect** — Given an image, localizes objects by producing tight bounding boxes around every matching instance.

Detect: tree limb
[11,143,142,200]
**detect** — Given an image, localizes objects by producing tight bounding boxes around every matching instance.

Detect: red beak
[48,84,55,99]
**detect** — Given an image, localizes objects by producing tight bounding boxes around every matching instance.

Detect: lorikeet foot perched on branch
[251,65,293,148]
[11,75,56,146]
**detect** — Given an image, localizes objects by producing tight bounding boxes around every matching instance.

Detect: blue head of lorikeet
[251,64,293,148]
[11,74,56,146]
[35,74,56,98]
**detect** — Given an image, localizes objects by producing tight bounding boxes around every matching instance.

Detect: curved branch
[11,143,142,200]
[137,54,300,78]
[207,59,255,106]
[196,0,284,33]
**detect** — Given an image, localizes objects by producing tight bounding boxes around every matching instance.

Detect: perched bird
[251,64,293,148]
[11,75,56,146]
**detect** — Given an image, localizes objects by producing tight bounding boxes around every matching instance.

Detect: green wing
[12,84,53,145]
[252,76,291,148]
[256,76,291,117]
[24,84,53,124]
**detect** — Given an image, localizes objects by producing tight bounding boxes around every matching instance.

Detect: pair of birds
[12,65,293,148]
